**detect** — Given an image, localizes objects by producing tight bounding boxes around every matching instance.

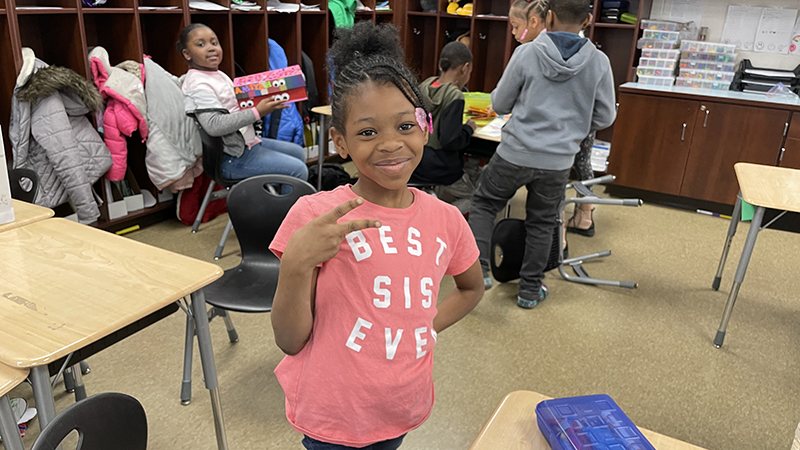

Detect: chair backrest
[193,118,235,188]
[226,175,316,262]
[9,168,38,203]
[31,393,147,450]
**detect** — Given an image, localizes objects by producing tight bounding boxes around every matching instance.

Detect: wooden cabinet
[680,102,788,204]
[609,86,797,206]
[607,93,698,196]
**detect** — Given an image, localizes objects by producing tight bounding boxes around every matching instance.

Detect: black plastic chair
[31,393,147,450]
[8,168,38,203]
[190,120,247,259]
[179,174,315,405]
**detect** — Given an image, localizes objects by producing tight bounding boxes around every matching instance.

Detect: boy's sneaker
[517,285,549,309]
[484,276,493,290]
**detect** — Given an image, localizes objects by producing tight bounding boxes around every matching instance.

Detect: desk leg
[317,115,328,192]
[713,192,743,291]
[714,206,765,348]
[30,366,57,429]
[190,289,229,450]
[0,395,24,450]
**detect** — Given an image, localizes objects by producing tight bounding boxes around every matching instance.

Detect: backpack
[490,219,562,282]
[308,163,357,191]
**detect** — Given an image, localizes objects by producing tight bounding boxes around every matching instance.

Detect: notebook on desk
[473,117,508,140]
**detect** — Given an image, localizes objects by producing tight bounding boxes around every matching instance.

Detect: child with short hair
[269,21,484,450]
[509,0,598,237]
[411,41,477,214]
[469,0,616,308]
[177,24,308,182]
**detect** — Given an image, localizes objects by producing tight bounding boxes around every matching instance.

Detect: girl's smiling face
[182,26,222,71]
[331,80,428,198]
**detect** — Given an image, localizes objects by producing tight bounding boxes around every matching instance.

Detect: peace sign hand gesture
[282,198,381,270]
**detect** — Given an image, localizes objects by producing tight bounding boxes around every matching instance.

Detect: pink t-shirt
[269,186,479,447]
[182,69,261,147]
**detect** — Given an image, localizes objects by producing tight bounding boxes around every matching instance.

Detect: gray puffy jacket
[9,48,112,223]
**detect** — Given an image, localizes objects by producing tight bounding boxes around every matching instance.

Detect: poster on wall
[790,15,800,55]
[721,5,762,51]
[754,7,798,54]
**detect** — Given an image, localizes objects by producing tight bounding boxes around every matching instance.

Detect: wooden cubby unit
[232,12,269,75]
[140,13,186,75]
[84,13,142,63]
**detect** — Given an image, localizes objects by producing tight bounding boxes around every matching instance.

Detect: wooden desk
[0,365,28,450]
[470,391,707,450]
[0,200,54,233]
[712,163,800,348]
[0,218,229,449]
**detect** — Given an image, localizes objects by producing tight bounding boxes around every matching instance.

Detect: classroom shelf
[593,23,637,29]
[15,8,78,13]
[137,8,182,13]
[406,11,436,17]
[474,15,508,21]
[84,13,142,63]
[82,7,135,13]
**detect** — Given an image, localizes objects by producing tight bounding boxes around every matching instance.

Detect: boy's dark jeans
[469,154,570,300]
[302,434,406,450]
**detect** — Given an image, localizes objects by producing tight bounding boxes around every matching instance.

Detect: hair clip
[415,107,432,133]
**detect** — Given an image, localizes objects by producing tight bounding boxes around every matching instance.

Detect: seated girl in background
[269,21,484,450]
[178,23,308,182]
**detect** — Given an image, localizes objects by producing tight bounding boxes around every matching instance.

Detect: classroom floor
[4,186,800,450]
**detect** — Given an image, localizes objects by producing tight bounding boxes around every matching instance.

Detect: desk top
[0,364,28,398]
[469,391,707,450]
[735,163,800,213]
[311,105,332,116]
[0,200,54,234]
[473,128,501,143]
[620,83,800,112]
[0,218,223,368]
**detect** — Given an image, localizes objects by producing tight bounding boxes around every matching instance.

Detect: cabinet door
[779,113,800,169]
[607,93,699,195]
[680,102,789,204]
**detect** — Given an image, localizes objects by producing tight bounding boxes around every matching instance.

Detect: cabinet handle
[784,122,790,138]
[703,109,710,128]
[779,147,786,164]
[681,123,687,141]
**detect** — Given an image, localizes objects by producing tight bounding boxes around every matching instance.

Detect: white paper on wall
[668,0,704,23]
[721,5,763,51]
[788,13,800,55]
[754,7,798,54]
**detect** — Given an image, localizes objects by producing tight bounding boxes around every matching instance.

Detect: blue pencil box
[536,394,656,450]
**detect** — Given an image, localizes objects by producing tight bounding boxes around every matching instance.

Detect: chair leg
[64,366,75,393]
[71,364,87,401]
[181,311,195,405]
[714,206,765,348]
[218,309,239,343]
[79,360,90,375]
[192,180,216,233]
[214,219,234,260]
[713,192,743,291]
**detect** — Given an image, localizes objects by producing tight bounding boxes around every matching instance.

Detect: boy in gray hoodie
[468,0,616,309]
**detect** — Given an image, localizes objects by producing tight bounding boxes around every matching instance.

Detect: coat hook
[479,33,487,40]
[413,28,421,35]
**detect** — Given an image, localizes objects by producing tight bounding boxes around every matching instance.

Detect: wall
[650,0,800,70]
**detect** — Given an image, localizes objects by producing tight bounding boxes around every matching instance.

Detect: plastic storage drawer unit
[637,66,675,77]
[536,394,656,450]
[641,48,680,59]
[639,57,678,69]
[680,40,736,54]
[637,75,675,86]
[679,68,735,82]
[681,51,737,63]
[642,29,680,42]
[638,39,678,50]
[679,60,736,72]
[676,78,731,90]
[640,19,678,31]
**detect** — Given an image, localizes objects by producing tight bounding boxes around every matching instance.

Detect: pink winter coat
[90,48,148,181]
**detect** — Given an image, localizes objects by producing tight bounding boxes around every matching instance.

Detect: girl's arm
[433,260,484,333]
[271,198,381,355]
[195,109,258,137]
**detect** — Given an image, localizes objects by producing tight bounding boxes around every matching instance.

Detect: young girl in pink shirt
[269,21,485,450]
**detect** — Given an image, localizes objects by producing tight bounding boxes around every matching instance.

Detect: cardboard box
[234,65,308,107]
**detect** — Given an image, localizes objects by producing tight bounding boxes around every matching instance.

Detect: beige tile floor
[4,187,800,450]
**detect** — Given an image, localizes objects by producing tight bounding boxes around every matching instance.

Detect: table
[0,365,28,450]
[311,105,333,192]
[712,163,800,348]
[0,218,228,449]
[0,200,54,233]
[469,391,707,450]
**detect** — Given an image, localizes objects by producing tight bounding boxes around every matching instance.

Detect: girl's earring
[520,28,528,40]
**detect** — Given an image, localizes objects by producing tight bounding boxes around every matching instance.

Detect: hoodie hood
[534,32,593,82]
[16,65,104,112]
[419,77,462,115]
